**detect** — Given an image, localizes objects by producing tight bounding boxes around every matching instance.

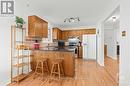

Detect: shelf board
[16,47,29,50]
[16,44,30,50]
[15,47,32,50]
[12,74,27,82]
[14,55,29,59]
[13,63,28,68]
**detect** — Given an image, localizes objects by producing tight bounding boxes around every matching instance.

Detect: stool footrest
[50,59,65,78]
[33,58,50,79]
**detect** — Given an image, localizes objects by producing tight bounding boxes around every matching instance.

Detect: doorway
[103,7,120,84]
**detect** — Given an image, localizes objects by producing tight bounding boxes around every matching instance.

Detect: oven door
[68,45,78,57]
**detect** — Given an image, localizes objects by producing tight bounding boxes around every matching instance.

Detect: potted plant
[15,16,25,28]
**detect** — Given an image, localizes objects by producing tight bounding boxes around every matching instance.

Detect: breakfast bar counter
[30,49,75,77]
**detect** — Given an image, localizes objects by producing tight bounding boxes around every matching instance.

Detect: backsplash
[40,42,58,48]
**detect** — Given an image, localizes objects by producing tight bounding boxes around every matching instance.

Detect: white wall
[104,21,120,59]
[96,0,119,66]
[97,22,104,66]
[115,28,120,44]
[97,0,130,85]
[0,17,14,86]
[104,29,117,59]
[0,0,54,85]
[120,0,130,85]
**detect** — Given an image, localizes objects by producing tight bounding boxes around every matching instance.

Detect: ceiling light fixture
[112,16,116,22]
[64,17,80,23]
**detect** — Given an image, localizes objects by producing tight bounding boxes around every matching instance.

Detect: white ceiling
[104,7,120,29]
[17,0,118,29]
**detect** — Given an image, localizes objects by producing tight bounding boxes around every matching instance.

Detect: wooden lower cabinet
[31,50,75,77]
[78,46,82,58]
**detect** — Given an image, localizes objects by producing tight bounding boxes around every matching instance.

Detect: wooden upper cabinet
[28,15,48,38]
[53,28,57,39]
[61,29,96,41]
[62,31,68,40]
[42,20,48,37]
[53,27,62,40]
[58,29,62,40]
[88,29,96,34]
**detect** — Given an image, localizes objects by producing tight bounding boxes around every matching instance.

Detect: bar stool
[50,53,64,79]
[33,51,50,79]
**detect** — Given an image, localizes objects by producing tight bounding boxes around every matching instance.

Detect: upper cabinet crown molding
[28,15,48,38]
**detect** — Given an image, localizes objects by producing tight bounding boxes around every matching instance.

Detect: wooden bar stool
[33,52,49,79]
[50,53,64,79]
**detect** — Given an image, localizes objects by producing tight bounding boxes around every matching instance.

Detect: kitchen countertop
[32,46,77,52]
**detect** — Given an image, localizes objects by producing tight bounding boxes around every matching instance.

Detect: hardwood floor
[104,56,119,84]
[8,59,118,86]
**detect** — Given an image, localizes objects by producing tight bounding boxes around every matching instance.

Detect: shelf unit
[11,25,30,83]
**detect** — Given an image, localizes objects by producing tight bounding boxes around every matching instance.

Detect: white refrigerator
[82,35,97,60]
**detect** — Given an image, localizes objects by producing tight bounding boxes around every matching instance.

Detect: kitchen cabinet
[61,29,96,41]
[87,29,96,34]
[31,50,75,77]
[78,46,82,58]
[62,31,69,40]
[53,27,62,40]
[61,31,66,40]
[28,15,48,38]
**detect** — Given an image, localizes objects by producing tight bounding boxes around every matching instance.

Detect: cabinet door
[57,29,60,40]
[89,29,96,34]
[34,19,42,37]
[42,22,48,38]
[57,29,62,40]
[63,31,66,40]
[65,31,69,40]
[28,16,48,38]
[53,28,62,40]
[62,31,65,40]
[53,28,57,39]
[78,46,82,58]
[28,16,36,37]
[59,30,62,40]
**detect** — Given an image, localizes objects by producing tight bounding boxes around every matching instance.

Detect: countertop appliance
[82,35,97,60]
